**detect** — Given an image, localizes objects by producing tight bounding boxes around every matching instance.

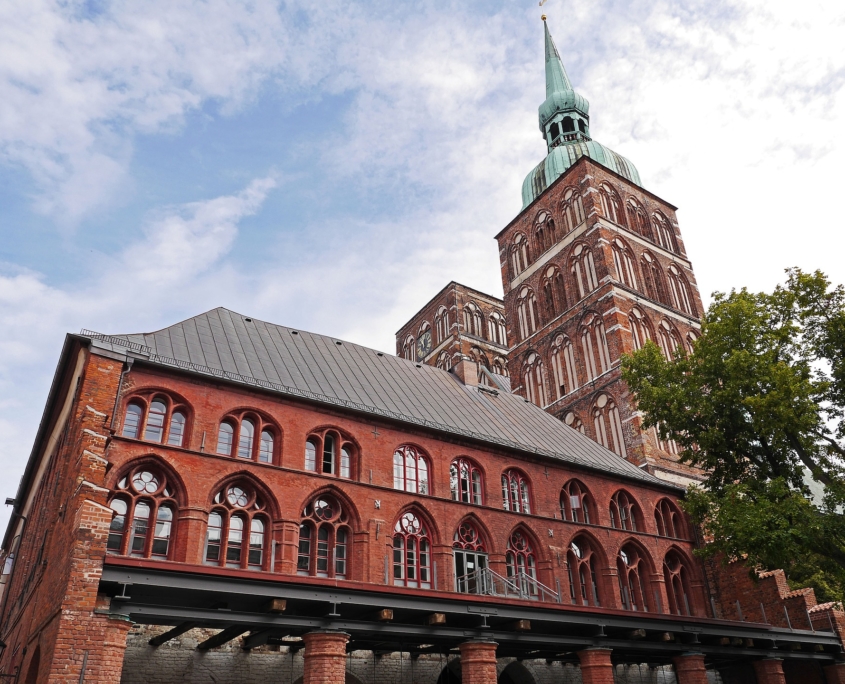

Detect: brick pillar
[302,630,349,684]
[577,648,614,684]
[672,653,708,684]
[825,663,845,684]
[459,640,498,684]
[752,658,786,684]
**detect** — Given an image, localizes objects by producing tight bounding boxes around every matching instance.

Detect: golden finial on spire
[541,14,547,20]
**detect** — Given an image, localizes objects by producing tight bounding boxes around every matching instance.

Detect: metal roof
[84,307,672,489]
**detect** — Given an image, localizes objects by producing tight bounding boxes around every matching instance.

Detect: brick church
[1,18,843,684]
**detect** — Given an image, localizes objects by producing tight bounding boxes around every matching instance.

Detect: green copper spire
[521,17,642,208]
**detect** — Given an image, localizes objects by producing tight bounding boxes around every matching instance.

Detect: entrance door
[454,550,488,593]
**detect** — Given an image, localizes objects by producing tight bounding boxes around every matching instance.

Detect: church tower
[498,18,704,486]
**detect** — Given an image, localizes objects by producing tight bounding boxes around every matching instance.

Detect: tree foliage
[621,269,845,601]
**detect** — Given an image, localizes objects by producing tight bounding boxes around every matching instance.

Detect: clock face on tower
[416,331,432,361]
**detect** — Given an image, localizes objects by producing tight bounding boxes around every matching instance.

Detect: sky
[1,0,844,534]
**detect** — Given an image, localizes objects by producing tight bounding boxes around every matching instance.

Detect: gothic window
[492,356,509,377]
[305,430,355,479]
[450,457,483,505]
[469,346,490,370]
[393,511,431,588]
[516,287,539,340]
[564,411,586,434]
[205,482,268,570]
[506,530,538,596]
[561,188,585,234]
[629,308,652,351]
[216,412,278,464]
[580,313,611,381]
[598,183,625,226]
[108,465,177,559]
[571,244,599,299]
[686,330,700,354]
[453,521,488,594]
[567,536,602,606]
[501,469,531,513]
[511,234,530,277]
[534,211,556,254]
[640,252,668,304]
[560,480,594,524]
[652,212,678,253]
[436,351,452,370]
[522,352,548,407]
[551,334,577,398]
[611,239,638,289]
[121,395,190,447]
[402,335,415,360]
[489,312,507,346]
[542,265,567,317]
[667,265,695,315]
[655,498,685,539]
[617,544,651,611]
[435,307,450,343]
[297,495,350,579]
[657,320,681,361]
[463,302,483,337]
[664,551,694,615]
[393,445,430,495]
[655,426,681,456]
[626,200,653,240]
[610,491,642,532]
[592,394,627,458]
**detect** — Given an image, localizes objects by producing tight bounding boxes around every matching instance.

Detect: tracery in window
[598,183,625,226]
[580,312,611,381]
[551,334,577,398]
[657,320,682,361]
[610,491,641,532]
[626,199,652,241]
[492,356,509,377]
[450,457,483,505]
[561,188,585,234]
[108,465,177,559]
[560,479,593,523]
[393,510,431,588]
[463,302,484,338]
[435,307,450,343]
[617,543,651,612]
[522,352,547,407]
[305,430,354,478]
[488,312,507,347]
[402,335,415,361]
[297,495,350,579]
[592,394,626,458]
[629,308,652,351]
[534,210,556,254]
[542,265,567,317]
[453,521,488,594]
[205,483,268,570]
[469,346,490,369]
[511,233,530,277]
[501,469,531,513]
[571,244,599,299]
[655,498,685,539]
[516,287,539,340]
[655,425,681,456]
[144,399,167,442]
[564,411,586,434]
[611,239,638,289]
[216,412,278,464]
[640,252,668,305]
[121,395,190,447]
[664,550,694,615]
[436,351,452,371]
[652,211,678,253]
[667,265,695,315]
[506,530,538,596]
[393,445,430,495]
[567,536,602,606]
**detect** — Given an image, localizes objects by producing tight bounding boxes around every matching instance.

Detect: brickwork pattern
[577,648,614,684]
[458,641,498,684]
[752,659,786,684]
[673,653,708,684]
[303,631,349,684]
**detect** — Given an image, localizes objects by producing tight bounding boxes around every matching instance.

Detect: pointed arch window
[501,469,531,513]
[297,495,350,579]
[655,425,681,456]
[611,239,638,289]
[551,334,577,398]
[617,544,651,612]
[626,200,652,241]
[560,480,593,524]
[204,483,268,570]
[667,265,695,315]
[393,511,431,588]
[629,308,652,351]
[453,521,488,594]
[581,313,611,381]
[522,352,547,407]
[492,356,509,377]
[640,252,668,305]
[506,530,538,597]
[686,330,700,354]
[393,445,430,495]
[511,234,530,277]
[463,302,483,337]
[567,536,601,606]
[402,335,415,360]
[571,244,598,299]
[216,412,278,464]
[108,465,177,559]
[655,498,685,539]
[121,395,190,447]
[664,551,694,615]
[598,184,625,226]
[436,351,452,370]
[450,457,483,505]
[652,212,678,253]
[542,265,567,317]
[592,394,626,458]
[516,287,539,340]
[564,411,585,434]
[534,211,556,254]
[657,320,681,361]
[488,312,507,346]
[561,188,585,234]
[610,491,641,532]
[435,307,450,343]
[305,429,355,479]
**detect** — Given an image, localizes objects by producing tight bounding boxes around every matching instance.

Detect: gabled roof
[85,307,673,489]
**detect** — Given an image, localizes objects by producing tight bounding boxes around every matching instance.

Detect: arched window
[686,329,700,354]
[629,308,652,351]
[561,188,585,234]
[567,536,601,606]
[506,530,538,596]
[453,521,488,593]
[560,480,593,524]
[216,413,278,464]
[551,334,577,398]
[626,200,652,241]
[611,239,638,289]
[667,265,695,315]
[652,212,678,253]
[469,346,489,369]
[580,313,611,381]
[450,457,483,505]
[664,551,694,615]
[393,511,431,589]
[516,287,539,340]
[640,252,668,305]
[492,356,509,377]
[205,483,268,570]
[534,211,556,254]
[598,184,625,226]
[655,499,685,539]
[304,429,355,479]
[511,234,530,277]
[463,303,483,337]
[542,265,567,317]
[571,244,599,299]
[522,352,547,407]
[617,544,651,612]
[592,394,626,458]
[436,351,452,370]
[402,335,415,360]
[435,307,450,343]
[297,495,350,579]
[501,469,531,513]
[393,445,430,495]
[108,465,177,558]
[657,320,681,361]
[564,411,585,434]
[655,425,681,456]
[489,312,507,347]
[610,491,641,532]
[121,395,190,447]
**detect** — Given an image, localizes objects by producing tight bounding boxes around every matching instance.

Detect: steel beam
[148,621,198,646]
[196,625,250,650]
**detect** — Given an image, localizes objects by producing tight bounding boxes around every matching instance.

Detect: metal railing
[456,567,560,603]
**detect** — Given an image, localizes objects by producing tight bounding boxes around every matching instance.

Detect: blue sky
[1,0,844,532]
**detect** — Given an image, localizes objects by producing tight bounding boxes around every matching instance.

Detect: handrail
[456,567,560,603]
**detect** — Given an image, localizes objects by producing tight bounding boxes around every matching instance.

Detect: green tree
[621,269,845,601]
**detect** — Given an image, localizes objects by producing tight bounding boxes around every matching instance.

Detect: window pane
[393,453,403,490]
[248,518,264,567]
[144,400,167,442]
[122,404,143,439]
[227,516,244,565]
[322,435,335,474]
[335,528,347,577]
[259,430,273,463]
[340,447,351,479]
[238,419,255,459]
[206,512,222,562]
[405,453,416,493]
[217,423,234,455]
[152,506,173,557]
[305,440,317,471]
[130,501,150,555]
[316,527,329,574]
[418,459,428,495]
[107,499,128,552]
[297,524,311,573]
[167,412,186,447]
